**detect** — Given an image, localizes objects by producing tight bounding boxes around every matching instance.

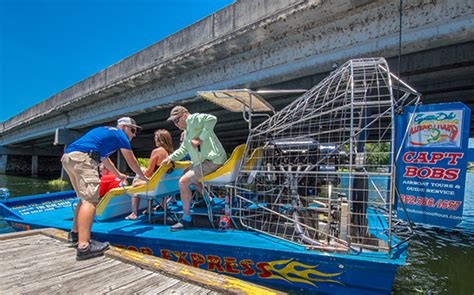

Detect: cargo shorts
[61,152,100,203]
[186,160,221,184]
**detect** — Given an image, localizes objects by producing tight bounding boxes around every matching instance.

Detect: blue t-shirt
[65,127,131,159]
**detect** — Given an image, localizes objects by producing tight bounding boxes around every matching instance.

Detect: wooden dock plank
[0,239,104,287]
[0,235,42,250]
[104,273,157,294]
[0,234,210,295]
[0,242,70,265]
[13,259,123,293]
[129,278,183,294]
[161,280,215,294]
[110,272,182,294]
[0,234,48,253]
[67,264,152,294]
[0,238,66,264]
[0,229,285,295]
[97,271,156,293]
[0,228,47,241]
[105,273,180,294]
[0,248,73,279]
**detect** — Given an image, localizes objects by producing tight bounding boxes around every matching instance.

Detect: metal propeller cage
[233,58,421,254]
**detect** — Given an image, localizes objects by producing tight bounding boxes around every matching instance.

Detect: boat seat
[193,144,245,228]
[201,144,246,185]
[134,162,190,224]
[241,147,263,184]
[95,161,190,222]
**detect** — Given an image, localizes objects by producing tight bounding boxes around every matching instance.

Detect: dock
[0,228,283,294]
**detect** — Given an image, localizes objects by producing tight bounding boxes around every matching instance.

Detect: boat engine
[264,138,344,197]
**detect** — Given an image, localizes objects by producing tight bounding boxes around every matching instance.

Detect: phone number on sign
[400,194,462,211]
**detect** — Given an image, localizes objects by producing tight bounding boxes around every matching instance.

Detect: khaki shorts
[61,152,100,203]
[186,160,221,183]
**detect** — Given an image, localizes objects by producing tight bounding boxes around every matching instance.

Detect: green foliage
[340,142,391,171]
[365,142,390,168]
[137,158,149,168]
[48,178,69,186]
[468,163,474,173]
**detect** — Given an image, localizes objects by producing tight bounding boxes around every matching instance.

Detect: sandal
[125,213,138,220]
[142,205,160,215]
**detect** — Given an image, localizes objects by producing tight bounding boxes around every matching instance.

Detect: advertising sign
[395,103,470,227]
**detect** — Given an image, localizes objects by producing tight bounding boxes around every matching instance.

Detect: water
[0,175,71,197]
[0,175,71,234]
[392,172,474,294]
[0,174,473,293]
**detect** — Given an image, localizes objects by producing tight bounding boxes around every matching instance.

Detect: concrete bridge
[1,0,473,176]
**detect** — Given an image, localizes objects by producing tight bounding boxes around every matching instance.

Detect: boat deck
[0,228,282,294]
[0,191,405,263]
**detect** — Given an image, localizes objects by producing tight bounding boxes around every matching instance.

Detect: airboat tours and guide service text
[395,102,470,228]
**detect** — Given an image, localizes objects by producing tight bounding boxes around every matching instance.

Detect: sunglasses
[129,127,137,134]
[173,116,182,124]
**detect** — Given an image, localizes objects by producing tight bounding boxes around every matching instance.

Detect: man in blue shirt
[62,117,148,260]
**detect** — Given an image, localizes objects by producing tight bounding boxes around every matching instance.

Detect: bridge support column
[0,155,8,175]
[60,167,70,182]
[117,152,127,173]
[60,147,69,182]
[31,155,38,177]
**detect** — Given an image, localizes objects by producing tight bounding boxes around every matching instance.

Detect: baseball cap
[117,117,142,130]
[167,106,189,122]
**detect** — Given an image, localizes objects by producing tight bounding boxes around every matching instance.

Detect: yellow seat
[240,147,263,184]
[194,144,245,228]
[242,147,263,170]
[95,161,191,221]
[201,144,246,185]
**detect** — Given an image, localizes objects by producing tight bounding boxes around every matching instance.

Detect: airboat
[0,58,424,294]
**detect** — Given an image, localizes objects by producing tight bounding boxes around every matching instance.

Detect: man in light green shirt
[162,106,227,230]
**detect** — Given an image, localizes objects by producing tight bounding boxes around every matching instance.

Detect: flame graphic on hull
[265,259,344,287]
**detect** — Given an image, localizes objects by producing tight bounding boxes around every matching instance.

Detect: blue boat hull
[0,191,405,294]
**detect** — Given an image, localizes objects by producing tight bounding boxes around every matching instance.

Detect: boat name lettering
[114,244,154,256]
[403,166,460,181]
[402,152,463,181]
[112,246,344,286]
[402,152,463,165]
[161,249,259,275]
[159,249,344,286]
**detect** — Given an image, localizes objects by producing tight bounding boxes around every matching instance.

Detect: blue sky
[0,0,234,122]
